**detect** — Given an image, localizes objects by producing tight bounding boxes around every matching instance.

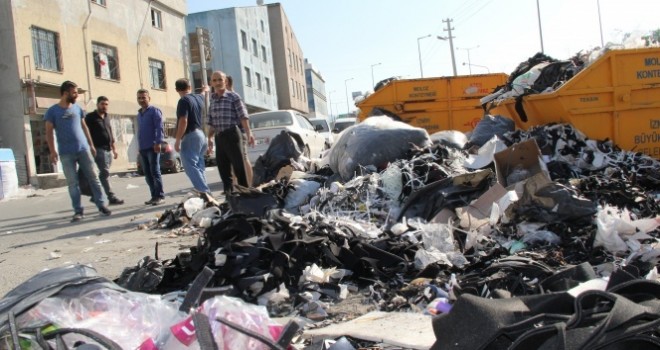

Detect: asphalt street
[0,167,225,297]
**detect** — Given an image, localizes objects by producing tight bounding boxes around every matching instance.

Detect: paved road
[0,168,225,297]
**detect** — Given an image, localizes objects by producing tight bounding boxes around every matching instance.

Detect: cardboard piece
[303,311,436,349]
[456,183,508,230]
[493,139,550,191]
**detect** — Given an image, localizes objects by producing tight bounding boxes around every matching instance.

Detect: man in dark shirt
[85,96,124,205]
[174,78,210,194]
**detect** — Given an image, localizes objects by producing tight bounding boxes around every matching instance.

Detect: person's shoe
[71,212,84,222]
[144,198,156,205]
[99,206,112,216]
[151,197,165,206]
[109,197,124,205]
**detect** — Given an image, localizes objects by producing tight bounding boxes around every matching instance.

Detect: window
[291,78,295,97]
[260,20,265,32]
[151,8,162,29]
[31,26,61,71]
[91,0,106,6]
[261,45,267,63]
[149,58,166,89]
[92,42,119,80]
[255,72,262,90]
[252,39,258,57]
[295,114,314,131]
[244,67,252,86]
[265,77,271,94]
[288,49,292,67]
[241,31,248,50]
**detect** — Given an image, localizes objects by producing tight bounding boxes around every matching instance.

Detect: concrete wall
[0,1,30,184]
[2,0,188,184]
[187,6,278,113]
[267,3,308,113]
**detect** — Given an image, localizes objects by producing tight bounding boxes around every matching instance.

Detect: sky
[188,0,660,115]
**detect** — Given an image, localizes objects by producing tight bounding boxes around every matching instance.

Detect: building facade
[0,0,187,186]
[186,6,278,114]
[304,59,328,119]
[267,3,308,114]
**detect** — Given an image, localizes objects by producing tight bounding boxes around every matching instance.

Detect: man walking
[44,80,111,222]
[174,78,211,194]
[85,96,124,205]
[137,89,165,205]
[207,71,255,194]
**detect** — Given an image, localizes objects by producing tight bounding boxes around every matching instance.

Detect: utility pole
[442,18,457,76]
[196,27,210,130]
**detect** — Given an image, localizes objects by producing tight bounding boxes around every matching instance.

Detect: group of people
[45,70,255,222]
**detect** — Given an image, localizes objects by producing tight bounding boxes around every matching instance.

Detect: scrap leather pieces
[398,170,492,222]
[510,179,597,224]
[116,256,164,293]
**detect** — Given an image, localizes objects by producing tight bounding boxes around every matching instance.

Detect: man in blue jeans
[136,89,165,205]
[44,81,112,222]
[174,78,210,194]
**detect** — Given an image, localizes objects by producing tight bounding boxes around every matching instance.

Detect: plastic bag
[183,197,205,218]
[468,115,515,147]
[19,288,186,350]
[202,296,279,350]
[284,179,322,212]
[594,204,660,253]
[252,131,303,186]
[328,116,431,180]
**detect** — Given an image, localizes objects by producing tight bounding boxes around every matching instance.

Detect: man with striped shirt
[207,71,255,194]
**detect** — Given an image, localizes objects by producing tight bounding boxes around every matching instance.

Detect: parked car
[137,137,183,175]
[332,118,357,134]
[308,117,334,149]
[247,110,326,164]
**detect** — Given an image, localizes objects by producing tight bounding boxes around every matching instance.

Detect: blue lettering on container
[636,69,660,79]
[644,57,660,66]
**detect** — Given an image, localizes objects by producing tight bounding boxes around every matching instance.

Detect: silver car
[248,110,326,164]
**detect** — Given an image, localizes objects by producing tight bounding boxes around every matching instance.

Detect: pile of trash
[2,115,660,349]
[481,29,660,111]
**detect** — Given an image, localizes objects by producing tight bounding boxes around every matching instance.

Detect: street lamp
[457,46,479,74]
[437,35,457,76]
[370,62,382,88]
[417,34,432,78]
[344,77,354,115]
[327,90,336,119]
[462,62,490,73]
[536,0,544,53]
[597,0,604,47]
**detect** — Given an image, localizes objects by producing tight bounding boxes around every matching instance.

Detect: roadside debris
[3,99,660,348]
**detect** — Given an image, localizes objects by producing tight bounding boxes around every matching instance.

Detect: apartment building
[304,59,328,119]
[267,3,308,114]
[0,0,187,186]
[186,6,278,113]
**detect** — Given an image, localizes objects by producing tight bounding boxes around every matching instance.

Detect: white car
[308,117,334,148]
[332,118,358,134]
[248,110,326,164]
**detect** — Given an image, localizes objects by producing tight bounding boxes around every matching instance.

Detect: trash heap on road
[2,114,660,349]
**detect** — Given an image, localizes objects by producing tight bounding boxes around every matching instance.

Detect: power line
[451,0,485,21]
[455,0,495,27]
